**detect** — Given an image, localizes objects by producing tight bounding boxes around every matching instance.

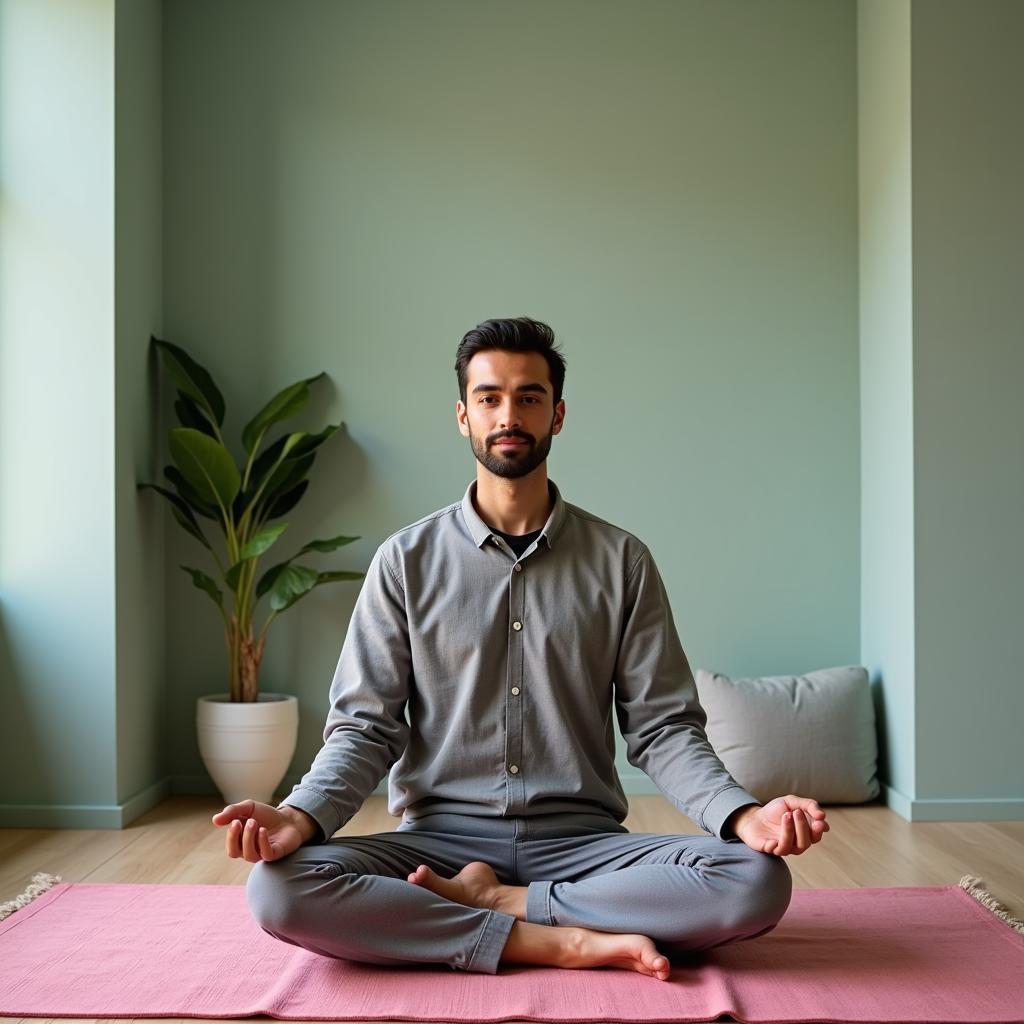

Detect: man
[215,316,830,981]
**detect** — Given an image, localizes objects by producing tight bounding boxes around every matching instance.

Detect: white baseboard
[883,783,914,820]
[0,777,172,829]
[884,783,1024,822]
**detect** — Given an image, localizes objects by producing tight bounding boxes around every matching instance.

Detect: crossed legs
[408,860,675,980]
[246,824,792,978]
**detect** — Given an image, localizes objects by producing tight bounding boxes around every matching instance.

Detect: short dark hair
[455,316,567,406]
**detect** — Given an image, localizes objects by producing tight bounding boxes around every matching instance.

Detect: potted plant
[139,336,365,804]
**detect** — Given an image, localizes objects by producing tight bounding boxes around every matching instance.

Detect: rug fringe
[959,875,1024,935]
[0,872,64,922]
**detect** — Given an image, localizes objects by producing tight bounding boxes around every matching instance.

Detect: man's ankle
[494,883,529,921]
[499,920,581,967]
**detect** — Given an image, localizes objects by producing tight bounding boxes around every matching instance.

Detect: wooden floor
[3,793,1023,1024]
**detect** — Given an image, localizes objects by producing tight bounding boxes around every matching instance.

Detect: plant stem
[258,609,278,643]
[227,614,240,701]
[239,424,270,496]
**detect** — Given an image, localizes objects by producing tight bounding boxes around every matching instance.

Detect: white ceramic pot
[196,693,299,806]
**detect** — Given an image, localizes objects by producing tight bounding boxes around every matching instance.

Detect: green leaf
[267,564,320,611]
[138,483,213,550]
[180,565,224,609]
[237,423,340,517]
[235,436,287,518]
[279,431,307,460]
[246,433,290,487]
[238,523,288,561]
[263,479,309,521]
[241,372,326,456]
[236,428,331,523]
[289,422,341,458]
[152,336,225,427]
[316,570,365,583]
[253,424,339,484]
[223,523,290,590]
[255,560,289,600]
[169,428,241,510]
[298,534,360,555]
[267,565,365,613]
[164,465,220,521]
[259,452,314,504]
[174,393,217,438]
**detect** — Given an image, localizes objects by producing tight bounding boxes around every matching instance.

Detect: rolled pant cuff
[526,880,554,926]
[464,908,518,975]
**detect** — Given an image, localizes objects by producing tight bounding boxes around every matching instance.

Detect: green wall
[858,0,1024,820]
[0,0,165,826]
[0,0,120,823]
[910,0,1024,812]
[114,0,166,819]
[858,0,915,811]
[2,0,1019,830]
[160,0,860,803]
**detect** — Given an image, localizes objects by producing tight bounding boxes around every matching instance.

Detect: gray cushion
[694,665,880,804]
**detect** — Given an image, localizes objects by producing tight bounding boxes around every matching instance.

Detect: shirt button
[512,621,522,631]
[509,764,519,774]
[511,687,520,695]
[514,563,523,572]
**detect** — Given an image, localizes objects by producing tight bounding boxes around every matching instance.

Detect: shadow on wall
[0,602,57,804]
[869,673,891,794]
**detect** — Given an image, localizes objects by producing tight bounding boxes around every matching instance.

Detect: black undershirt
[491,527,543,558]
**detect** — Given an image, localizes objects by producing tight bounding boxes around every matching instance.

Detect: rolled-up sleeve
[278,545,412,842]
[613,545,759,842]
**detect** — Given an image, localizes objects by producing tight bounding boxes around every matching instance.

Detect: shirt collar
[461,477,567,550]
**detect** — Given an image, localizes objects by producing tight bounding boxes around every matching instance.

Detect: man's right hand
[212,799,317,862]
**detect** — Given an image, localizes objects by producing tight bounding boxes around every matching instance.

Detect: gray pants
[246,810,792,975]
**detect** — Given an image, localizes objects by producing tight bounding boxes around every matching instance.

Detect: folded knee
[246,861,297,933]
[725,849,793,934]
[247,856,368,934]
[752,851,792,920]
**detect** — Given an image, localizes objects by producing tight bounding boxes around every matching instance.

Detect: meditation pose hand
[729,796,830,856]
[212,799,318,862]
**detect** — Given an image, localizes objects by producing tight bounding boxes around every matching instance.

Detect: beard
[468,419,555,479]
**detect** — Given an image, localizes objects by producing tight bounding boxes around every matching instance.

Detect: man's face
[456,350,565,480]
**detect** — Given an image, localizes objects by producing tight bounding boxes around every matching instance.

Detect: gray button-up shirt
[280,478,760,844]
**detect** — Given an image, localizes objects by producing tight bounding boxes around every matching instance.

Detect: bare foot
[565,926,671,981]
[500,920,671,981]
[409,862,670,980]
[407,860,507,913]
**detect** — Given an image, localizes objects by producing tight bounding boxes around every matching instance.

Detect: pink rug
[1,873,1023,1023]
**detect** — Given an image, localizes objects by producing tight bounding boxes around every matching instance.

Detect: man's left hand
[728,796,830,857]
